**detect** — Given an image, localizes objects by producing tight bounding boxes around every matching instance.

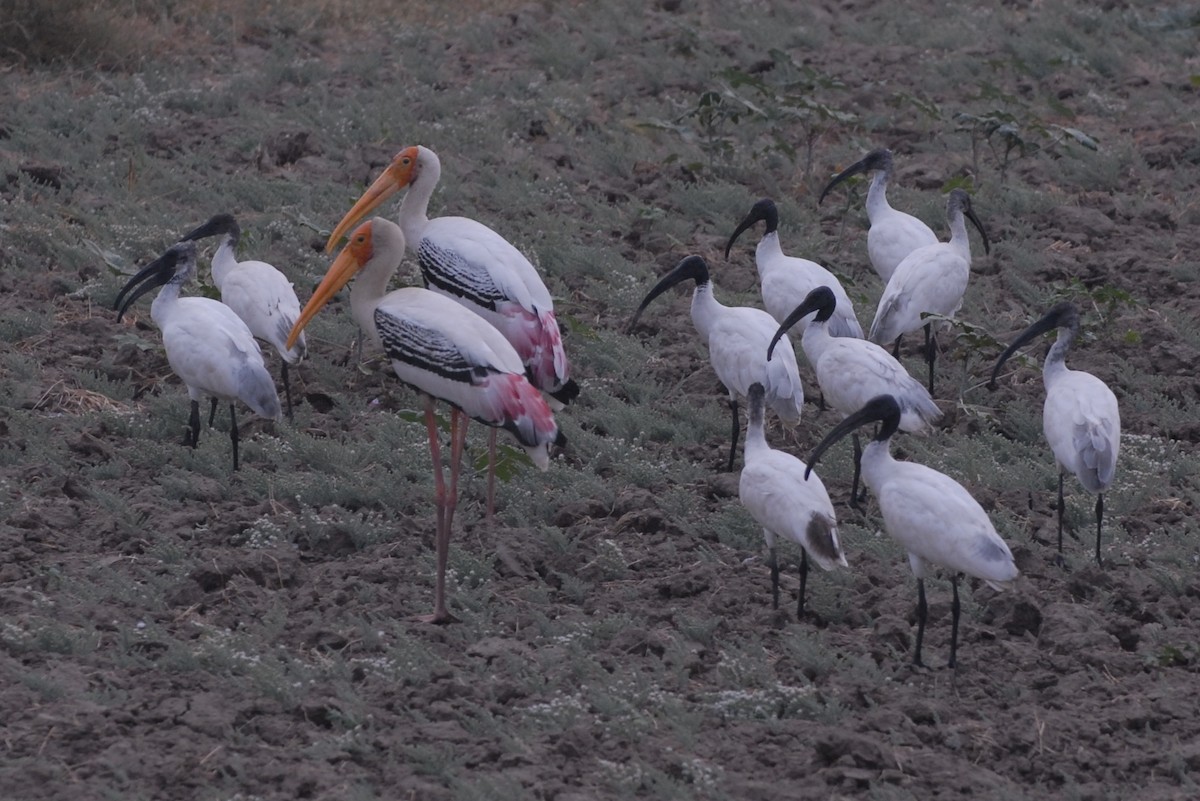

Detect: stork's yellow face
[324,146,421,254]
[288,220,376,349]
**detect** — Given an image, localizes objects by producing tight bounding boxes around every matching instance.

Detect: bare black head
[766,285,836,361]
[179,213,241,245]
[725,198,779,259]
[627,255,711,332]
[947,189,990,256]
[114,241,198,321]
[818,148,894,205]
[988,301,1080,390]
[805,394,901,479]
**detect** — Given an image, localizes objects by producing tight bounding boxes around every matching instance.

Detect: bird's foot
[413,610,460,625]
[1053,552,1071,571]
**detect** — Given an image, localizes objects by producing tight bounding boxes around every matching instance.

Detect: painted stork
[179,214,306,420]
[114,241,281,471]
[724,197,864,339]
[818,148,938,284]
[988,301,1120,566]
[767,286,941,506]
[868,188,991,394]
[739,382,846,619]
[628,255,804,472]
[807,394,1019,668]
[323,145,577,407]
[286,217,563,623]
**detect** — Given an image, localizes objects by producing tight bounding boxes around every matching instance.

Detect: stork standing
[818,148,938,284]
[286,218,563,623]
[725,197,863,339]
[767,286,940,506]
[988,302,1120,566]
[807,394,1019,668]
[628,255,804,472]
[739,382,847,619]
[179,214,306,420]
[114,241,281,471]
[868,188,991,394]
[324,145,576,406]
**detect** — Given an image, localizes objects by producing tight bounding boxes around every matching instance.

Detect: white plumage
[989,302,1120,565]
[630,255,804,472]
[808,394,1018,668]
[725,198,863,338]
[768,286,941,504]
[114,241,281,471]
[180,214,306,419]
[739,382,846,618]
[819,148,938,284]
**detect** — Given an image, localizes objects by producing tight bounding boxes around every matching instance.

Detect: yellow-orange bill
[288,221,375,349]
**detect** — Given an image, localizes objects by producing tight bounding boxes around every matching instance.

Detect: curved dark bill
[114,253,175,321]
[818,150,888,205]
[766,285,835,361]
[626,255,708,332]
[987,304,1076,389]
[965,205,991,255]
[180,213,239,243]
[724,199,777,259]
[804,394,901,479]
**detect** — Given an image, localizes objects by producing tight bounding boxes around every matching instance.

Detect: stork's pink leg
[419,397,455,624]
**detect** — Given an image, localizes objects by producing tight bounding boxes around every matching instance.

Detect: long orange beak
[325,146,420,253]
[288,221,375,349]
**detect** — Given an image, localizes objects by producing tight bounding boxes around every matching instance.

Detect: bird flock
[113,145,1121,666]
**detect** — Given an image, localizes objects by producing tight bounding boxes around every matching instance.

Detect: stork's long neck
[210,234,239,289]
[396,153,440,250]
[351,254,397,346]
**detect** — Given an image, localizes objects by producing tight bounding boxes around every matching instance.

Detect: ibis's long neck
[947,208,973,261]
[800,316,832,367]
[859,437,897,492]
[397,151,440,250]
[689,281,723,341]
[1042,326,1075,389]
[744,399,768,457]
[865,170,893,222]
[210,233,239,289]
[755,233,784,278]
[149,278,184,329]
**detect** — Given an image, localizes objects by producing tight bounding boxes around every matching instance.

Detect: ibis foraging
[818,148,938,284]
[114,241,282,471]
[767,286,941,505]
[988,301,1120,566]
[629,255,804,472]
[725,197,863,339]
[807,394,1019,668]
[739,382,846,619]
[324,145,577,406]
[868,188,991,394]
[287,217,563,623]
[179,214,306,420]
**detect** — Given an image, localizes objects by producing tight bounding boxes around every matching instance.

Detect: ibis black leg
[850,433,865,509]
[185,400,201,448]
[948,575,961,669]
[229,403,240,471]
[924,322,937,394]
[891,335,902,359]
[769,545,780,610]
[797,549,809,620]
[913,579,927,667]
[726,398,739,473]
[1095,493,1104,567]
[1056,472,1066,555]
[281,361,294,422]
[208,397,219,427]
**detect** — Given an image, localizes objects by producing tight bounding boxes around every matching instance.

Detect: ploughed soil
[2,2,1199,800]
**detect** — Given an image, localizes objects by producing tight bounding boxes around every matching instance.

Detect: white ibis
[867,188,991,393]
[628,255,804,472]
[725,198,864,339]
[324,145,577,407]
[286,217,563,623]
[988,302,1120,566]
[179,214,307,420]
[114,241,282,471]
[818,148,938,284]
[767,286,941,506]
[739,382,846,619]
[807,394,1019,668]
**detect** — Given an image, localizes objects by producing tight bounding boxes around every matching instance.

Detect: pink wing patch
[496,304,570,394]
[478,372,560,449]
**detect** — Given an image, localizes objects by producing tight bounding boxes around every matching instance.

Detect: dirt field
[2,2,1199,799]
